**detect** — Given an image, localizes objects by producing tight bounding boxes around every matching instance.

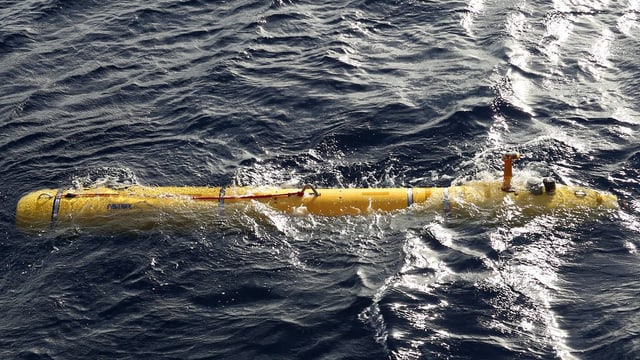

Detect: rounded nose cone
[600,191,620,210]
[16,189,57,233]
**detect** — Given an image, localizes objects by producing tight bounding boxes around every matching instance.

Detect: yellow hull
[15,180,618,233]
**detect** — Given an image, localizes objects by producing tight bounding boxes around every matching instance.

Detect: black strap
[218,187,226,208]
[51,189,63,226]
[443,188,450,214]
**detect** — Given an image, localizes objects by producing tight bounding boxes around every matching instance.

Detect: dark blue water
[2,0,640,359]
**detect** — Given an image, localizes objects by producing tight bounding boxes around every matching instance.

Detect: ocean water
[1,0,640,359]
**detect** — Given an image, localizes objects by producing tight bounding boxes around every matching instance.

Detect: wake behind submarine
[16,153,618,233]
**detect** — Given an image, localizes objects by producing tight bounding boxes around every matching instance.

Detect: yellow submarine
[16,153,618,233]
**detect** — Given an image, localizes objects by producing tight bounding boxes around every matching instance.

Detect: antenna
[501,152,521,192]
